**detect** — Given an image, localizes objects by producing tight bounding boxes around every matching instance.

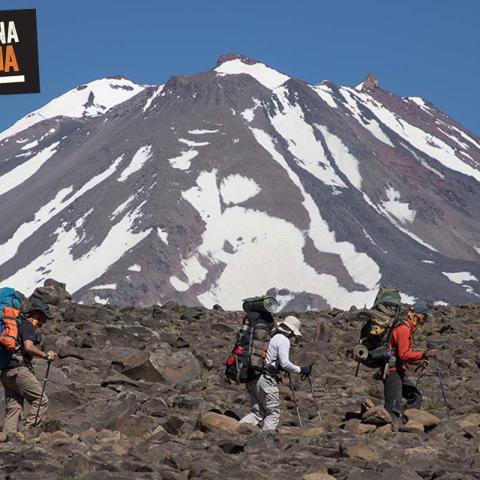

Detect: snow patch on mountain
[143,85,164,112]
[220,175,260,205]
[170,256,208,292]
[90,284,117,290]
[241,98,262,122]
[316,125,362,190]
[438,128,470,150]
[21,129,56,151]
[399,291,416,304]
[128,264,141,272]
[0,155,124,268]
[179,138,209,147]
[269,87,346,188]
[94,296,109,305]
[450,125,480,150]
[215,59,289,90]
[407,97,435,117]
[118,145,153,182]
[0,78,145,142]
[339,88,394,147]
[188,129,218,135]
[170,276,189,292]
[311,85,337,109]
[2,203,151,295]
[381,187,416,224]
[169,150,199,170]
[443,271,478,284]
[111,194,136,220]
[0,141,60,197]
[157,228,168,244]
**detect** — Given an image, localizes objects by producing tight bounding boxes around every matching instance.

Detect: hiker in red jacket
[384,302,437,423]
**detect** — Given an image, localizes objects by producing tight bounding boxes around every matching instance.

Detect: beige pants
[240,374,280,431]
[1,366,48,433]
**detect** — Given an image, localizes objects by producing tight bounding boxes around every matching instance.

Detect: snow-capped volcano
[1,54,479,310]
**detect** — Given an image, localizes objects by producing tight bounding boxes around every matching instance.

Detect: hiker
[0,302,57,437]
[240,315,312,432]
[384,302,437,423]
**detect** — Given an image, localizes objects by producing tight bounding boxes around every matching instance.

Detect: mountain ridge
[0,54,479,310]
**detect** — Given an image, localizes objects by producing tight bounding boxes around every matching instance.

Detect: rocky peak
[215,53,260,67]
[360,73,380,91]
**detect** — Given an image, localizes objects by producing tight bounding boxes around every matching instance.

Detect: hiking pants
[1,366,48,433]
[384,370,422,419]
[239,374,280,431]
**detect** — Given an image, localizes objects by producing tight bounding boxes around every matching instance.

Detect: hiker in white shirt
[240,316,312,431]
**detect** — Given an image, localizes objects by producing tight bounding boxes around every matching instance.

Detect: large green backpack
[353,287,402,369]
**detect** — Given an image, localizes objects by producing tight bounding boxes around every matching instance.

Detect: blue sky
[1,0,479,135]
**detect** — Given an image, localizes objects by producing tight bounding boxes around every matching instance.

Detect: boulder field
[1,281,479,479]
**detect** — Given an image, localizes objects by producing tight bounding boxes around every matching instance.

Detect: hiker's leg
[402,375,422,410]
[14,367,48,428]
[1,369,24,434]
[384,371,403,421]
[257,375,280,432]
[240,378,263,425]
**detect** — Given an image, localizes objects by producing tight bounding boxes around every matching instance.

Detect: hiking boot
[0,432,7,443]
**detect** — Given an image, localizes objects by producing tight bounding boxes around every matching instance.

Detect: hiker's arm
[277,337,301,374]
[22,340,53,360]
[393,328,424,364]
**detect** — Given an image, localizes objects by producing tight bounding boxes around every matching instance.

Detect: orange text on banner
[0,45,19,72]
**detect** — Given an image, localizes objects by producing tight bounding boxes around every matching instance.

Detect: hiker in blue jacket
[0,303,57,440]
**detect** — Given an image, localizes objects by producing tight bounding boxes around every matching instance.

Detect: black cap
[24,302,54,320]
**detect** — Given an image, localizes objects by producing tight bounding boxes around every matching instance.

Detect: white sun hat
[278,315,302,337]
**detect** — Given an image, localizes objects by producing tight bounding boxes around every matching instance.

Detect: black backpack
[225,312,274,384]
[353,287,403,369]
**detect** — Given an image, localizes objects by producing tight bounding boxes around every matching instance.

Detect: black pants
[384,370,422,418]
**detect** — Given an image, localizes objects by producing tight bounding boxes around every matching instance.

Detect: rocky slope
[1,55,480,310]
[1,281,479,479]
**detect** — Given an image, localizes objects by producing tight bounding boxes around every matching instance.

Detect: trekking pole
[306,376,322,424]
[414,360,428,389]
[34,358,52,427]
[287,372,303,427]
[434,357,451,421]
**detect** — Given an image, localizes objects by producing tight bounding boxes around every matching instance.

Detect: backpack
[0,288,22,369]
[225,311,274,384]
[353,287,402,369]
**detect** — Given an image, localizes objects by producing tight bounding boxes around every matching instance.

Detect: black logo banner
[0,9,40,95]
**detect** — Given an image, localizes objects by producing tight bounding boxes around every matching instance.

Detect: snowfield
[0,78,145,142]
[215,59,289,90]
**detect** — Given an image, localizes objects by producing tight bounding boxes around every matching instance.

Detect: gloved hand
[45,351,57,362]
[423,349,438,359]
[300,365,312,380]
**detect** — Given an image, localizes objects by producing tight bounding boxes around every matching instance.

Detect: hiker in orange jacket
[384,302,437,423]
